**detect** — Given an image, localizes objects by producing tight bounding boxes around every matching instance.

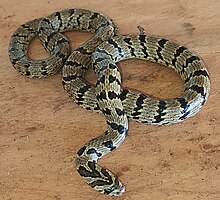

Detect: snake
[8,9,210,196]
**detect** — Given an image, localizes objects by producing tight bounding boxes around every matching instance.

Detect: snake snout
[106,181,125,196]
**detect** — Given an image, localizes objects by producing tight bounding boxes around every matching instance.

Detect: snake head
[103,179,125,196]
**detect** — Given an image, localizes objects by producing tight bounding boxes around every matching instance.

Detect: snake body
[9,9,210,196]
[9,9,117,78]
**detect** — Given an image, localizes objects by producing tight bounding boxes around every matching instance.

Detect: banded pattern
[64,34,210,125]
[8,9,210,197]
[75,59,128,195]
[9,9,117,78]
[65,34,210,196]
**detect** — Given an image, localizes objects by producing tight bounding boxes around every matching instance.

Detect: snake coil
[8,8,210,196]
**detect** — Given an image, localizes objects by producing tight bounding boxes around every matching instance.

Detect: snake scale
[8,8,210,196]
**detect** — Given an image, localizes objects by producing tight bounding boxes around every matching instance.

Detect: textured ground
[0,0,220,200]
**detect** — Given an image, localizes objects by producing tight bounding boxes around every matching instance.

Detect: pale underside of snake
[9,9,210,196]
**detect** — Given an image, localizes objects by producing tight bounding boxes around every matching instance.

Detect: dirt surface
[0,0,220,200]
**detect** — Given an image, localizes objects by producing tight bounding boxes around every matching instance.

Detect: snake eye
[104,188,114,195]
[103,181,125,196]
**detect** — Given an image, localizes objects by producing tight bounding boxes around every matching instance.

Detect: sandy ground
[0,0,220,200]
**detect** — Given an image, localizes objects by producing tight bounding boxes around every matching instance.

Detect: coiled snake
[9,8,210,196]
